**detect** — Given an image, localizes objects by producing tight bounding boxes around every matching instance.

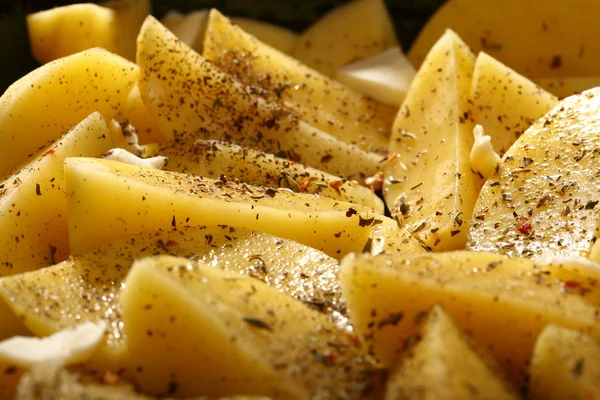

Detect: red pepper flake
[517,222,533,235]
[563,280,581,289]
[103,371,120,385]
[300,178,316,192]
[42,149,55,157]
[328,180,343,195]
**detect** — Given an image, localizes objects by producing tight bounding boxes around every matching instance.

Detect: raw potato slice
[383,30,480,251]
[534,76,600,99]
[203,10,395,156]
[114,84,166,144]
[292,0,397,76]
[471,52,558,156]
[0,112,113,277]
[158,139,384,212]
[121,256,381,399]
[468,88,600,259]
[334,46,416,107]
[230,17,297,55]
[339,251,600,384]
[408,0,600,77]
[0,48,136,180]
[66,157,376,259]
[529,324,600,400]
[137,16,384,181]
[385,306,520,400]
[370,216,427,256]
[160,9,208,52]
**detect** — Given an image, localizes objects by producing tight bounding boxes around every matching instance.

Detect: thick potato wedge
[113,84,166,144]
[137,16,384,181]
[385,305,520,400]
[0,48,136,180]
[471,52,558,156]
[291,0,397,76]
[0,112,113,276]
[0,226,344,373]
[408,0,600,77]
[534,76,600,99]
[340,251,600,385]
[468,88,600,259]
[158,139,383,212]
[203,10,395,156]
[384,30,481,251]
[122,256,381,399]
[370,216,427,256]
[529,324,600,400]
[65,157,376,259]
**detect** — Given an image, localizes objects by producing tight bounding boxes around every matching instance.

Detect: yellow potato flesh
[203,10,395,156]
[0,112,113,277]
[113,84,166,144]
[66,157,376,259]
[369,216,427,256]
[385,305,520,400]
[136,16,384,181]
[340,251,600,385]
[471,52,558,155]
[534,76,600,99]
[122,256,379,398]
[292,0,397,76]
[468,88,600,259]
[0,48,136,180]
[529,324,600,400]
[408,0,600,77]
[230,17,297,55]
[384,30,481,251]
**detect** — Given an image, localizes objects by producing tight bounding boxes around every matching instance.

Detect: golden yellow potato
[113,84,167,144]
[65,157,376,259]
[340,251,600,384]
[292,0,397,76]
[529,324,600,400]
[369,216,427,256]
[137,16,384,181]
[160,9,207,52]
[203,9,395,156]
[385,305,520,400]
[157,139,384,212]
[230,17,297,55]
[534,76,600,99]
[0,48,136,180]
[408,0,600,77]
[0,112,113,277]
[468,88,600,259]
[384,30,481,251]
[121,256,380,398]
[471,52,558,156]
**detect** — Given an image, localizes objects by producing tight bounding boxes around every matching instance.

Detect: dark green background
[0,0,444,94]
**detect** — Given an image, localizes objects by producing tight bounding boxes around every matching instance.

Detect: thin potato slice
[471,52,558,156]
[203,9,395,156]
[0,48,136,180]
[384,30,480,251]
[385,305,520,400]
[529,324,600,400]
[158,139,384,212]
[65,157,376,258]
[340,251,600,384]
[291,0,397,76]
[0,112,113,276]
[122,256,381,399]
[468,88,600,259]
[0,226,343,373]
[137,16,384,181]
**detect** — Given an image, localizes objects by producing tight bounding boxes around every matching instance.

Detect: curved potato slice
[468,88,600,259]
[158,139,384,212]
[0,48,136,180]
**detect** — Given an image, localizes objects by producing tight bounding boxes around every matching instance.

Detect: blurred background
[0,0,444,94]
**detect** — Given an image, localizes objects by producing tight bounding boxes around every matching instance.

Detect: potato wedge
[158,139,383,212]
[203,10,395,156]
[66,157,376,259]
[534,76,600,99]
[0,48,136,180]
[122,256,381,399]
[230,17,297,55]
[113,84,166,145]
[160,9,208,52]
[137,16,384,181]
[529,324,600,400]
[340,251,600,384]
[384,30,480,251]
[468,88,600,259]
[471,52,558,156]
[0,112,113,276]
[370,216,427,256]
[385,305,520,400]
[0,225,344,373]
[408,0,600,77]
[292,0,397,76]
